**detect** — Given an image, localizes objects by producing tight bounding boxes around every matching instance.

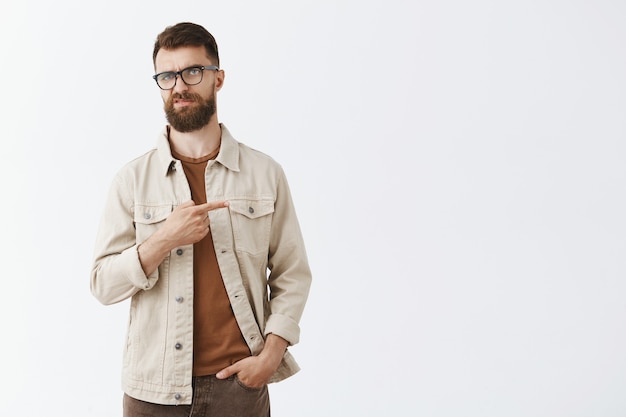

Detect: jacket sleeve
[264,168,312,345]
[90,174,159,305]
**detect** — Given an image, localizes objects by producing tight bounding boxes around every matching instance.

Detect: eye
[186,67,202,76]
[157,72,175,82]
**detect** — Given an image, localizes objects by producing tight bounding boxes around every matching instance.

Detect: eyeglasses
[152,65,219,90]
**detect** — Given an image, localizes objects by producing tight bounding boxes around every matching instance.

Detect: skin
[138,45,288,389]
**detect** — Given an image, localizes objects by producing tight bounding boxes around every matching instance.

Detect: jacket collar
[156,123,240,176]
[215,124,240,172]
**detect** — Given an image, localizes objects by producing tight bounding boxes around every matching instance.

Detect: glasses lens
[181,67,203,86]
[156,72,176,90]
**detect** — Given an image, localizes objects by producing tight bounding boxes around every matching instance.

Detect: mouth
[173,98,196,107]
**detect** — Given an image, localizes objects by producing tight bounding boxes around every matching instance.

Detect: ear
[215,69,225,91]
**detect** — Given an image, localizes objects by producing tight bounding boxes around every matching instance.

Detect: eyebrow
[157,64,210,73]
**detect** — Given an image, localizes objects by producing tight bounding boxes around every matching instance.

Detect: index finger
[196,200,229,212]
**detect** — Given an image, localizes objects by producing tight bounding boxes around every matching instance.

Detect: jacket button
[174,393,182,400]
[176,249,183,256]
[248,206,254,214]
[143,213,151,220]
[175,343,182,350]
[175,296,183,303]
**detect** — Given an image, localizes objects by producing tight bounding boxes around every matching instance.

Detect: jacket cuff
[122,245,159,290]
[264,313,301,346]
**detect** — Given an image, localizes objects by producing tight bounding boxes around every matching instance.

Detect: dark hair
[152,22,220,68]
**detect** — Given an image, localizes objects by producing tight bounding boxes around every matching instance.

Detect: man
[90,22,312,417]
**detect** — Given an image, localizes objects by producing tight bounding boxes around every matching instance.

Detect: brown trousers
[123,375,270,417]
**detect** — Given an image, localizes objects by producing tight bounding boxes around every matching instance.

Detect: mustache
[171,92,202,101]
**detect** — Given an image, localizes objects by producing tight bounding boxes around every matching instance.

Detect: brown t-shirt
[172,148,251,376]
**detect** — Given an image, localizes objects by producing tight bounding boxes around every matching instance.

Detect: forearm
[91,246,149,305]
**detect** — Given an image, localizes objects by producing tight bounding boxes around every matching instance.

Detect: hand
[138,200,228,276]
[216,356,276,388]
[158,200,228,248]
[216,334,288,388]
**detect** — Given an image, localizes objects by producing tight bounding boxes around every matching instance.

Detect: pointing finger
[196,200,229,212]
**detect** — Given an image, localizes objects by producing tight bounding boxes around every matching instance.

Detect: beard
[165,91,216,132]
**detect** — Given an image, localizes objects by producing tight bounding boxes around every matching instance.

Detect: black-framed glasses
[152,65,219,90]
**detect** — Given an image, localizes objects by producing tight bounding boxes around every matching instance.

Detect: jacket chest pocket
[133,204,172,244]
[228,199,274,255]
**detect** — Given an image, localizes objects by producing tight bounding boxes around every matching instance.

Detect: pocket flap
[229,199,274,219]
[134,204,172,224]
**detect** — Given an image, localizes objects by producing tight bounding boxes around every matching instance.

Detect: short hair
[152,22,220,68]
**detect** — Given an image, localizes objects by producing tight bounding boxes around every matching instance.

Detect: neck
[168,118,221,159]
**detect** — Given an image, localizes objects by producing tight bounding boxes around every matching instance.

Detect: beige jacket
[90,124,312,405]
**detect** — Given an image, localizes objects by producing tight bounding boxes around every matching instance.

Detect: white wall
[2,0,626,416]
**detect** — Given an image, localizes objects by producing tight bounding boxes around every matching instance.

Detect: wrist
[259,334,288,364]
[137,229,175,276]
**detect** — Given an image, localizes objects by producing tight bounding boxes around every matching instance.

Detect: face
[154,45,224,132]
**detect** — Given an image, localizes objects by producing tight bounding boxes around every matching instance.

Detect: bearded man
[90,22,312,417]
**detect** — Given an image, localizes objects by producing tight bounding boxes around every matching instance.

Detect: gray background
[2,0,626,415]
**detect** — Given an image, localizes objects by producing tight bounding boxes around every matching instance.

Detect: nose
[172,73,189,93]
